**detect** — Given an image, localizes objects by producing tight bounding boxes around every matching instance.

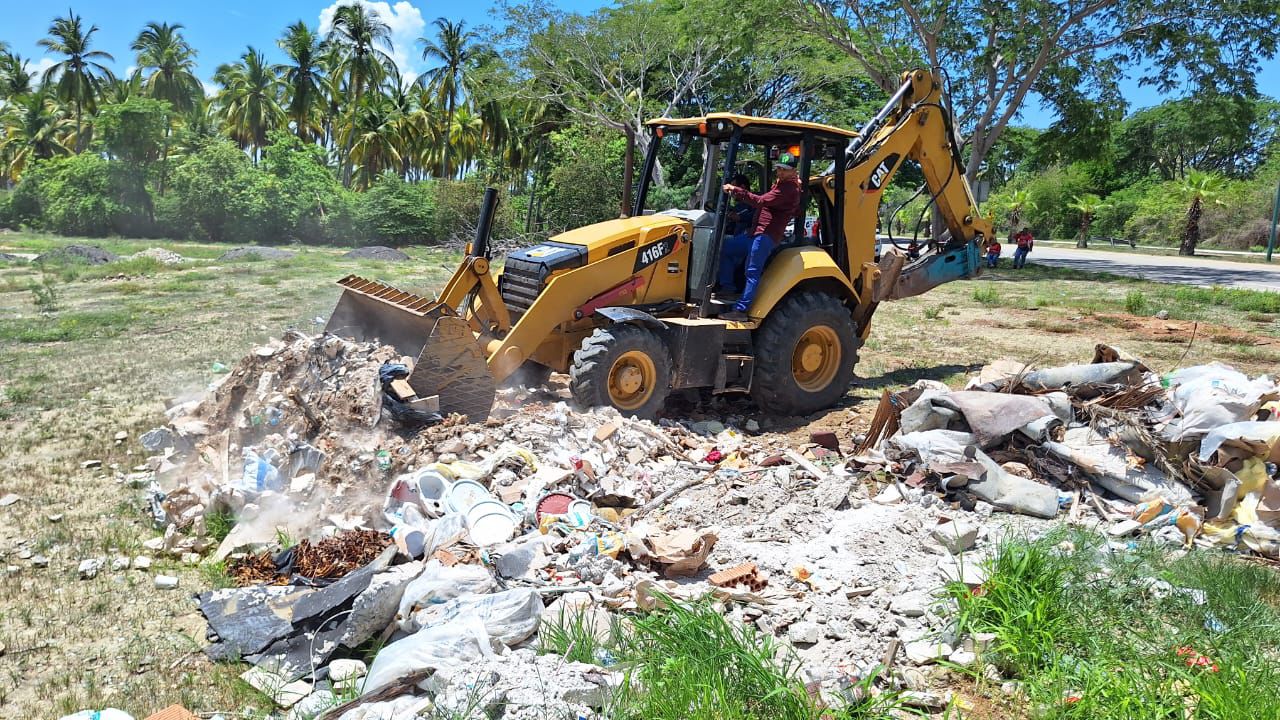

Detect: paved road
[1027,246,1280,292]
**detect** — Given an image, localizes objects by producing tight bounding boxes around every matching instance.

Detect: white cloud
[201,80,218,98]
[318,0,426,87]
[125,65,138,79]
[30,57,57,78]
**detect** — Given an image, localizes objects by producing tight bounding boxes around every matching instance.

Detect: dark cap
[775,152,797,170]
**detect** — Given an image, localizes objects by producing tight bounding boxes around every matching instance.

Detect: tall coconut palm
[1177,170,1227,256]
[277,21,325,143]
[341,95,404,189]
[131,22,201,113]
[0,89,74,182]
[101,72,144,104]
[419,18,480,179]
[213,47,284,161]
[326,3,393,185]
[0,51,37,101]
[1067,194,1109,249]
[38,11,115,152]
[446,103,484,179]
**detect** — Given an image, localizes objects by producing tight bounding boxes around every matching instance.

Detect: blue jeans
[1013,247,1029,268]
[717,232,752,291]
[986,253,999,268]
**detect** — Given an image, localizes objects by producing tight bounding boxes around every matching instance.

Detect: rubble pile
[129,333,1280,719]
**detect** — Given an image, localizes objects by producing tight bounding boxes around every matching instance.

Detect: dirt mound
[35,244,118,265]
[131,247,187,265]
[343,245,410,261]
[218,246,297,261]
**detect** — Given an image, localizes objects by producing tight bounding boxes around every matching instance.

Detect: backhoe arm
[819,69,991,316]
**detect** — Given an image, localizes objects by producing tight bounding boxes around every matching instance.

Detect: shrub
[0,190,13,229]
[169,139,286,244]
[16,154,153,237]
[260,131,353,244]
[1022,163,1094,239]
[356,174,438,245]
[1124,290,1147,315]
[537,125,625,234]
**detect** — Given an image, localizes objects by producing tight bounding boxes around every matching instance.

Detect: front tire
[751,292,858,415]
[569,325,672,419]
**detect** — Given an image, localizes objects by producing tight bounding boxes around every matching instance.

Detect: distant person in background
[986,239,1002,268]
[906,240,921,260]
[1013,228,1034,269]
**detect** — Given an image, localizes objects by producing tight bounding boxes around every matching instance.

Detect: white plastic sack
[58,712,134,720]
[1164,364,1277,441]
[408,587,545,645]
[884,430,974,465]
[396,560,496,629]
[362,615,494,695]
[1198,421,1280,462]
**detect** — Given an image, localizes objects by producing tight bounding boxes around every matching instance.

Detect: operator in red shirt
[716,154,802,321]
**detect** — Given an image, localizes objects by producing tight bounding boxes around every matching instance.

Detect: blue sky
[2,0,1276,128]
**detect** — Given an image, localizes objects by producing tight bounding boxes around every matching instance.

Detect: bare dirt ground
[0,234,1277,717]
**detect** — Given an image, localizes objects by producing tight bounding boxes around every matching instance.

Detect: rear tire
[570,325,672,419]
[751,292,858,415]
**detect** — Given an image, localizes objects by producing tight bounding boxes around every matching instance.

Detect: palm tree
[446,103,484,179]
[101,73,144,104]
[326,3,393,185]
[419,18,480,179]
[277,21,325,143]
[0,89,74,183]
[341,95,404,189]
[1067,194,1109,249]
[131,22,201,114]
[1005,189,1036,238]
[38,11,115,152]
[213,47,285,161]
[1177,170,1227,256]
[0,51,37,101]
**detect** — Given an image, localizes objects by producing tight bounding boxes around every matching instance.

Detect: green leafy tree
[260,130,352,243]
[213,47,285,160]
[1177,170,1226,256]
[96,97,169,166]
[19,153,150,236]
[340,95,405,190]
[1067,193,1108,248]
[1115,96,1278,182]
[131,22,201,113]
[38,11,115,152]
[169,138,283,242]
[419,17,481,179]
[797,0,1280,183]
[277,21,326,143]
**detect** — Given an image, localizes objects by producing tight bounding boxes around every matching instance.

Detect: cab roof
[646,113,858,145]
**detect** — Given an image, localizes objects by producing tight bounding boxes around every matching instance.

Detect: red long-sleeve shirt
[730,178,801,242]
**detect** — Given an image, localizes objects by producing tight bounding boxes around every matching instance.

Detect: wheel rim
[791,325,841,392]
[608,350,657,410]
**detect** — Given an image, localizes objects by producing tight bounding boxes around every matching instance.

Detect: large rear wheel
[570,325,672,419]
[751,292,858,415]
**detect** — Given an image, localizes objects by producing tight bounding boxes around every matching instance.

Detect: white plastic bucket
[415,469,452,501]
[446,479,494,514]
[466,500,518,546]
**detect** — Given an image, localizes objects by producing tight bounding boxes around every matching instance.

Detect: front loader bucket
[324,275,495,422]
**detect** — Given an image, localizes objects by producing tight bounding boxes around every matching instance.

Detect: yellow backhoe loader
[324,69,992,420]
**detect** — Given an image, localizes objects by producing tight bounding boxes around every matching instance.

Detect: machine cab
[633,114,859,316]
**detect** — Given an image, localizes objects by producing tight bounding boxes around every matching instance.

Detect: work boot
[720,310,749,322]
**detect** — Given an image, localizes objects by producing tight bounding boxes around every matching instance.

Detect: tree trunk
[444,93,455,180]
[621,127,635,217]
[1076,216,1091,248]
[1179,197,1202,256]
[1008,209,1021,240]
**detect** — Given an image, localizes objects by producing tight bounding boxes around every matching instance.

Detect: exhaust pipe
[472,188,499,259]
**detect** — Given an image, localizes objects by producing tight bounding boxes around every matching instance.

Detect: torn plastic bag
[964,447,1061,518]
[934,391,1071,448]
[396,560,496,629]
[361,614,495,695]
[379,362,443,428]
[408,587,545,644]
[884,430,974,465]
[1043,426,1195,505]
[1197,421,1280,463]
[1163,364,1278,441]
[1019,361,1145,398]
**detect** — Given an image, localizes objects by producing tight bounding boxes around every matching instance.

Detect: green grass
[0,308,144,343]
[205,507,235,543]
[972,284,1001,304]
[947,530,1280,719]
[536,595,917,720]
[1124,290,1148,315]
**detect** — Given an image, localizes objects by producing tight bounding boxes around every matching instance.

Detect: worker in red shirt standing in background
[716,154,802,322]
[1013,228,1034,269]
[986,239,1002,268]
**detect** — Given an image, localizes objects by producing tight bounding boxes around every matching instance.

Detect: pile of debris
[131,333,1279,718]
[853,344,1280,556]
